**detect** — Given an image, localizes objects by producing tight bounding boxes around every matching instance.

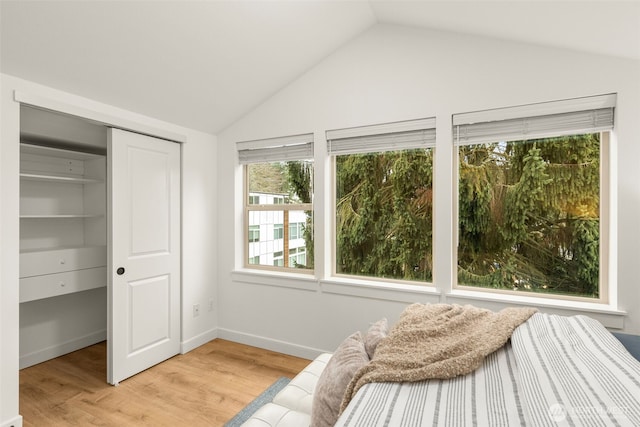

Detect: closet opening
[18,103,182,386]
[19,105,108,371]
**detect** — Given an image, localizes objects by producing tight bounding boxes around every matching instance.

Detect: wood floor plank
[19,339,311,426]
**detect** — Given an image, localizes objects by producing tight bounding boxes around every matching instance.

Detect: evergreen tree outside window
[237,134,314,272]
[327,118,436,283]
[453,94,615,301]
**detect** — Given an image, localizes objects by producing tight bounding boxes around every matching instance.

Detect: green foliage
[248,162,288,195]
[458,134,601,297]
[336,149,433,281]
[286,161,312,204]
[571,219,599,294]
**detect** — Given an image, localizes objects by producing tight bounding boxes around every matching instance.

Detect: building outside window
[288,247,307,266]
[248,225,260,243]
[274,223,284,239]
[289,222,306,241]
[246,193,310,268]
[453,94,615,301]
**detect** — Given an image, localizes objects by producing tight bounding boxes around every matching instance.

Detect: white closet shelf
[20,173,103,184]
[20,214,104,219]
[20,142,104,160]
[20,245,107,254]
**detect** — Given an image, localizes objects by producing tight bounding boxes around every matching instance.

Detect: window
[289,247,307,267]
[274,224,284,239]
[327,118,436,283]
[453,94,615,300]
[238,133,314,272]
[289,223,299,240]
[249,225,260,243]
[273,251,284,267]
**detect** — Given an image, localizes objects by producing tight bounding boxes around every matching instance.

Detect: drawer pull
[60,259,66,264]
[59,281,65,287]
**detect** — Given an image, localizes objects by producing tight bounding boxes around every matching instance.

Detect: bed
[335,312,640,426]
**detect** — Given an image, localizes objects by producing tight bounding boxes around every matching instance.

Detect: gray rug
[224,377,291,427]
[612,332,640,361]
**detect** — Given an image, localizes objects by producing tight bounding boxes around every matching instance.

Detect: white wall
[217,24,640,359]
[0,74,218,427]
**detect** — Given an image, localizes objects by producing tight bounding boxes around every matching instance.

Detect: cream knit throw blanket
[340,303,537,413]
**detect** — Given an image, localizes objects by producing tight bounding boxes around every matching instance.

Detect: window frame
[243,165,313,274]
[331,154,436,286]
[327,117,437,286]
[452,131,611,304]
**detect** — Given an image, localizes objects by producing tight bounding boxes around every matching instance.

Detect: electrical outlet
[193,303,200,318]
[208,298,214,312]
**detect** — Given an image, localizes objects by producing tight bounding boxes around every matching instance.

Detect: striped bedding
[335,313,640,426]
[512,313,640,426]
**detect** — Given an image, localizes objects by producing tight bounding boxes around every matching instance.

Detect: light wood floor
[19,339,311,426]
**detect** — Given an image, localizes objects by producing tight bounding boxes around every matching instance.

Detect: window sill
[229,272,627,328]
[231,269,317,292]
[320,277,441,304]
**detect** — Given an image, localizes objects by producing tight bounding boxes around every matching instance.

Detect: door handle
[117,267,125,275]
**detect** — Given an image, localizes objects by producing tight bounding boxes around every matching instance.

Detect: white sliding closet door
[107,128,181,385]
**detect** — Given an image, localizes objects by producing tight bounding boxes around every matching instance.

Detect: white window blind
[453,94,616,146]
[327,117,436,156]
[237,133,314,164]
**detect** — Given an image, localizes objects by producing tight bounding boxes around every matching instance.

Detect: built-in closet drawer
[20,246,107,278]
[19,267,107,303]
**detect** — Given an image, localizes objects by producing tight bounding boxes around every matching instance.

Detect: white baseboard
[1,415,23,427]
[19,329,106,369]
[181,328,218,354]
[217,327,326,360]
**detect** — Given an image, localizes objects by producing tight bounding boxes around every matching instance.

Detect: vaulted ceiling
[2,1,638,135]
